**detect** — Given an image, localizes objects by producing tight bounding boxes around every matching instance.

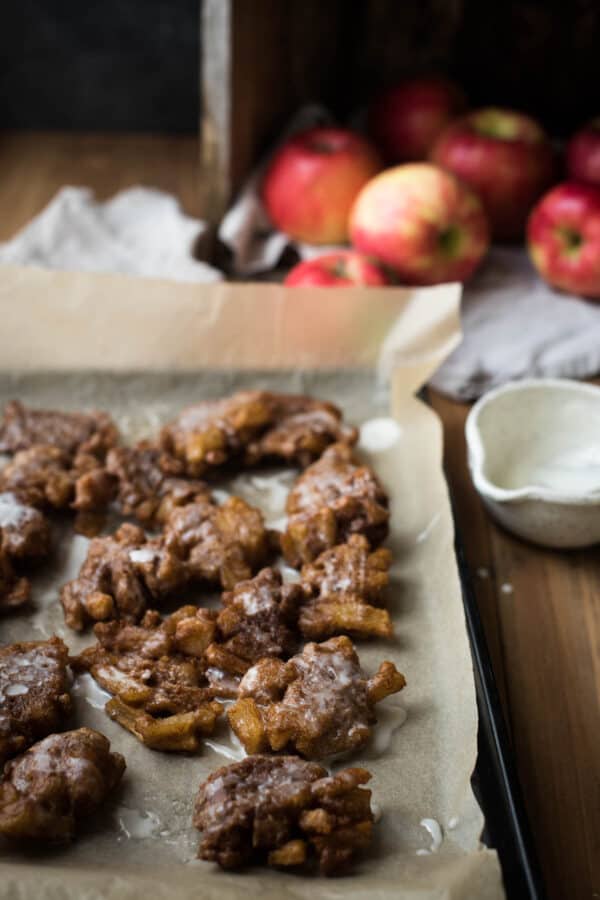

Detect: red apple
[567,119,600,186]
[349,163,489,285]
[368,77,466,163]
[284,251,390,286]
[431,107,555,241]
[262,127,382,244]
[527,182,600,299]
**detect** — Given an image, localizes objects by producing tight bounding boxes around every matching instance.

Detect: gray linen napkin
[430,247,600,399]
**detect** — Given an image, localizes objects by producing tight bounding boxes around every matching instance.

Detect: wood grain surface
[0,131,598,900]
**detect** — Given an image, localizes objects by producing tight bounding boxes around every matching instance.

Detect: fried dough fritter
[161,391,356,476]
[243,394,358,468]
[203,568,304,696]
[299,535,393,640]
[0,728,125,843]
[60,522,186,631]
[0,445,117,514]
[0,400,119,460]
[163,495,271,591]
[73,610,223,752]
[161,391,273,476]
[0,490,51,561]
[228,635,405,758]
[194,755,374,875]
[105,441,210,526]
[0,637,72,766]
[281,443,390,566]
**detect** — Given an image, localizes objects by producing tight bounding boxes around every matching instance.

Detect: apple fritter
[60,522,187,631]
[0,728,125,843]
[73,610,223,752]
[161,390,357,476]
[243,394,358,468]
[194,755,374,875]
[0,490,51,561]
[163,495,271,590]
[203,567,303,696]
[281,443,390,566]
[0,637,72,766]
[0,400,119,460]
[105,441,210,526]
[228,635,405,758]
[161,390,273,476]
[299,535,393,640]
[0,445,117,515]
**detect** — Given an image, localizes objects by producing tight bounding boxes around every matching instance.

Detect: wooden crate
[199,0,600,225]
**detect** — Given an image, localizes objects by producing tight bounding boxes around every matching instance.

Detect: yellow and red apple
[368,77,466,163]
[349,163,489,285]
[527,182,600,300]
[567,119,600,187]
[262,127,382,244]
[284,251,390,286]
[431,107,555,241]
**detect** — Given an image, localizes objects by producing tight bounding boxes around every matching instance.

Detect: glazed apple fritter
[163,494,271,591]
[228,635,405,758]
[161,390,273,476]
[281,443,390,567]
[243,393,358,468]
[299,535,393,640]
[60,522,186,631]
[0,637,72,766]
[0,493,51,614]
[0,445,117,514]
[0,400,119,460]
[0,490,51,561]
[105,441,210,526]
[73,610,223,752]
[161,390,356,476]
[0,728,125,843]
[203,567,304,696]
[194,755,374,875]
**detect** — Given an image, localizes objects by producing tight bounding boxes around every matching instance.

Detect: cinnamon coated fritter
[163,495,271,591]
[0,400,119,460]
[194,755,374,875]
[0,728,125,843]
[161,391,273,476]
[228,635,405,758]
[0,637,72,766]
[203,568,303,696]
[74,610,223,752]
[281,443,390,566]
[60,522,186,631]
[161,391,356,476]
[105,441,210,526]
[0,445,116,514]
[243,394,357,468]
[299,535,393,640]
[0,490,51,561]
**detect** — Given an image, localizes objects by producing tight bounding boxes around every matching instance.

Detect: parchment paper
[0,266,503,898]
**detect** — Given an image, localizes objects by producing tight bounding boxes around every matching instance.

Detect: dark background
[0,0,199,132]
[0,0,599,136]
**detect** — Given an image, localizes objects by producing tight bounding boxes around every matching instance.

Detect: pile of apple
[262,78,600,300]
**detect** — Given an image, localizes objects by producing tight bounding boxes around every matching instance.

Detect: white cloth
[218,105,343,275]
[431,247,600,399]
[0,186,222,283]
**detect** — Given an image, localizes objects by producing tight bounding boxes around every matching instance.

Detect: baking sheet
[0,266,503,898]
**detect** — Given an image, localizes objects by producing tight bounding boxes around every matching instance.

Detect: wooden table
[1,130,598,900]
